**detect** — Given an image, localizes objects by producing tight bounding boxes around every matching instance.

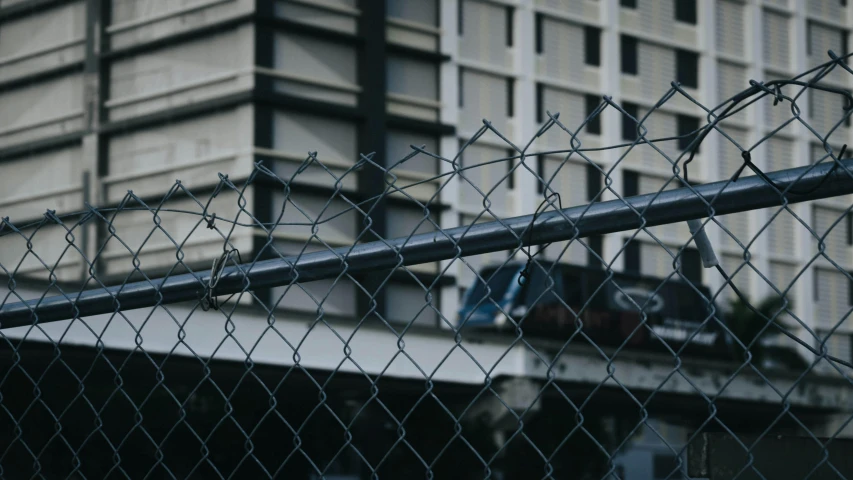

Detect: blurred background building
[1,0,852,478]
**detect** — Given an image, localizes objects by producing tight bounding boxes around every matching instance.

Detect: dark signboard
[459,262,729,358]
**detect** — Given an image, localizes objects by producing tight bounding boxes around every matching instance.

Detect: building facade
[2,1,853,477]
[1,0,852,364]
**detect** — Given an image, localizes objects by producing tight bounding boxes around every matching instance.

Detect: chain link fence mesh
[2,52,853,479]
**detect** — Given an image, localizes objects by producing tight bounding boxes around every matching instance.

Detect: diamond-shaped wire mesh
[3,53,853,479]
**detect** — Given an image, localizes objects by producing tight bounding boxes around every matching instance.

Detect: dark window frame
[585,94,602,135]
[677,114,701,152]
[848,271,853,305]
[535,13,544,54]
[849,333,853,364]
[458,0,464,35]
[586,163,602,202]
[623,170,639,197]
[676,49,699,88]
[536,83,544,122]
[507,148,516,189]
[847,212,853,245]
[506,77,515,117]
[807,21,813,56]
[505,6,514,46]
[620,0,637,8]
[537,154,545,193]
[622,102,640,141]
[458,68,465,108]
[814,269,820,301]
[674,0,697,25]
[621,35,639,74]
[584,26,601,66]
[809,88,815,119]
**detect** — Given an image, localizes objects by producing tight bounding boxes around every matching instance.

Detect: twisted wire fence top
[1,50,853,479]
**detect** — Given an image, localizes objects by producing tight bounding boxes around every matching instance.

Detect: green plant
[726,294,795,366]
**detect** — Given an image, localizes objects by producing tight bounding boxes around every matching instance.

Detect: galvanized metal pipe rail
[3,159,853,328]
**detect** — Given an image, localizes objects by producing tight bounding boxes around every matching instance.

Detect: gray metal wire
[2,52,853,479]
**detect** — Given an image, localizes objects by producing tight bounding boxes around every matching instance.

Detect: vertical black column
[254,0,276,97]
[357,1,389,322]
[85,0,107,279]
[92,0,110,175]
[252,0,276,308]
[84,0,101,127]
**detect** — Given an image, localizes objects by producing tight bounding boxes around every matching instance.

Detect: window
[535,13,544,54]
[507,78,514,117]
[505,6,514,46]
[387,130,439,174]
[387,0,438,26]
[622,102,640,141]
[814,270,820,301]
[623,170,639,197]
[676,49,699,88]
[677,115,701,151]
[458,0,463,34]
[273,112,357,167]
[847,212,852,245]
[620,0,637,7]
[536,83,544,122]
[585,26,601,66]
[682,248,702,284]
[507,148,516,189]
[621,35,638,74]
[588,235,604,267]
[275,34,357,88]
[458,69,464,107]
[808,90,814,119]
[805,21,846,57]
[586,163,602,202]
[585,95,601,134]
[537,154,545,193]
[806,21,813,56]
[387,55,438,101]
[849,335,853,365]
[848,271,853,305]
[675,0,697,25]
[808,89,851,129]
[625,239,641,273]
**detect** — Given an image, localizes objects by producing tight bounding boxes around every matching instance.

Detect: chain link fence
[2,52,853,479]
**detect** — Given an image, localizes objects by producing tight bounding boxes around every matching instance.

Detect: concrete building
[1,0,853,477]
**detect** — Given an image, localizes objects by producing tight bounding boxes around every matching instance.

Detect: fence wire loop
[519,191,564,287]
[201,248,242,312]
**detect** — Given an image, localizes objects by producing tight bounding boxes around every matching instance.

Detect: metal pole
[3,159,853,328]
